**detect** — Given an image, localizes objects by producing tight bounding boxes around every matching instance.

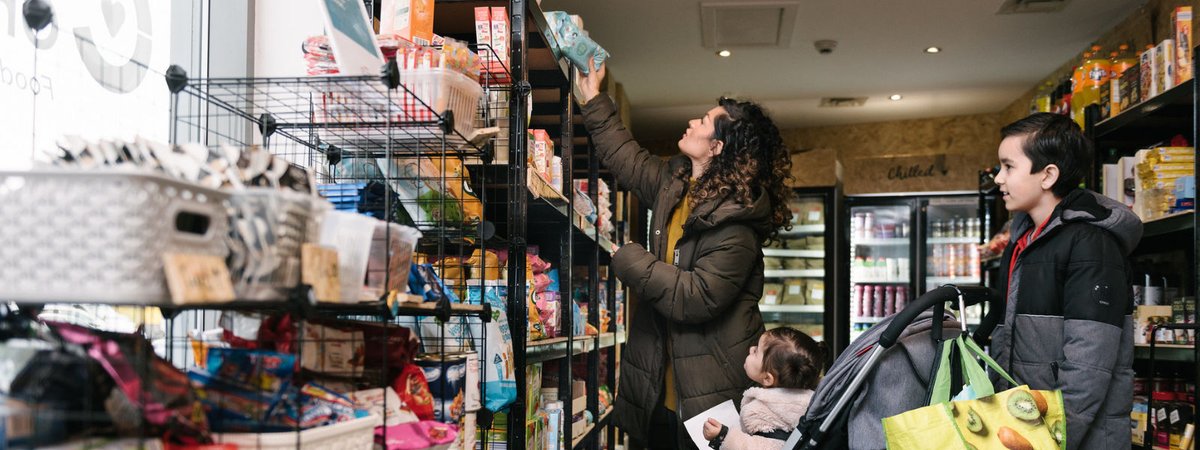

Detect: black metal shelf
[174,69,487,159]
[525,332,624,364]
[1140,211,1195,240]
[1095,78,1195,140]
[1086,48,1200,450]
[570,407,615,450]
[1135,343,1196,362]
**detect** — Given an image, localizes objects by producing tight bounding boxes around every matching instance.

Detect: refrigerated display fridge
[760,187,845,355]
[843,192,996,345]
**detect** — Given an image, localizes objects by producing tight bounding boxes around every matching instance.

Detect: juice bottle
[1034,80,1054,113]
[1068,51,1089,120]
[1110,44,1138,115]
[1074,46,1110,127]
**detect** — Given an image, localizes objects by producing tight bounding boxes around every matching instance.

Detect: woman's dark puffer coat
[581,95,769,444]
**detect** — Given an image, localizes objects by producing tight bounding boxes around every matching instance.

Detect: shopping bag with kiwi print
[882,336,1066,450]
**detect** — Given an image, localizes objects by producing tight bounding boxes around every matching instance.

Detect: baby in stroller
[702,327,825,450]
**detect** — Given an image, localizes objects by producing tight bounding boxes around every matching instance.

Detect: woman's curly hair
[683,98,794,242]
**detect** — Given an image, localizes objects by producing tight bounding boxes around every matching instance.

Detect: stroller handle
[878,285,995,348]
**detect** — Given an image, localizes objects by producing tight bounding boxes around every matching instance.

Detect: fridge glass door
[761,194,829,342]
[924,197,985,326]
[849,204,911,343]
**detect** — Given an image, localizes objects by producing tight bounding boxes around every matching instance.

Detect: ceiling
[539,0,1147,141]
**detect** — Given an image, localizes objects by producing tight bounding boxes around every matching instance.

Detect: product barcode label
[1170,410,1181,424]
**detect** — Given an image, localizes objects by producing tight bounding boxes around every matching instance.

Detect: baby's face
[744,333,770,386]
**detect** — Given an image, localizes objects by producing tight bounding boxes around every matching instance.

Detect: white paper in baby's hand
[684,400,741,450]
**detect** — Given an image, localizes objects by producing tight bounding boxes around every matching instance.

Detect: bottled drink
[969,244,981,278]
[872,285,885,317]
[964,247,974,278]
[1034,80,1054,113]
[853,284,864,317]
[863,212,875,239]
[931,245,944,277]
[1076,45,1110,127]
[950,244,960,277]
[1145,271,1163,306]
[895,287,908,311]
[1068,51,1089,121]
[884,286,897,316]
[1109,43,1138,115]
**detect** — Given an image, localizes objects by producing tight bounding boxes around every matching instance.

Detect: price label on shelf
[162,253,236,304]
[302,244,342,302]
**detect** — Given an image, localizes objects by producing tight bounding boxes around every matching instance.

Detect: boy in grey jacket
[990,113,1142,450]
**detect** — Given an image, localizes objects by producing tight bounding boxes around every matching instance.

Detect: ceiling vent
[700,1,800,49]
[819,97,868,108]
[996,0,1072,14]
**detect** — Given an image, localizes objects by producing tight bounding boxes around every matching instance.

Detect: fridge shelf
[763,249,825,258]
[853,238,910,246]
[852,279,910,284]
[852,316,886,324]
[927,237,981,245]
[764,269,825,278]
[780,225,826,236]
[927,276,982,286]
[759,304,824,314]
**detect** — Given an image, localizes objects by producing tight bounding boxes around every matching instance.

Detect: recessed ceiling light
[717,50,732,57]
[925,46,942,54]
[889,94,903,101]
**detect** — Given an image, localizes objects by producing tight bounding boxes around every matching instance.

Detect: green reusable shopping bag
[882,336,1067,450]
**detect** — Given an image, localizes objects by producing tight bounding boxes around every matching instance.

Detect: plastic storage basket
[0,169,230,304]
[228,188,326,301]
[211,415,380,450]
[319,68,483,141]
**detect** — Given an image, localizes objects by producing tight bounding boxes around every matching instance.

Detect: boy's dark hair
[1000,113,1093,198]
[760,327,825,390]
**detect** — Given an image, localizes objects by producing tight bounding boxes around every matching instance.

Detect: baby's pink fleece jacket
[720,387,813,450]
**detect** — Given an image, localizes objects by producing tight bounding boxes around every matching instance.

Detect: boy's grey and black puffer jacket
[989,189,1143,450]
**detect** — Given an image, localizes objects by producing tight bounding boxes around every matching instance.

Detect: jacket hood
[739,387,813,433]
[1058,189,1143,255]
[1011,189,1143,255]
[669,155,774,237]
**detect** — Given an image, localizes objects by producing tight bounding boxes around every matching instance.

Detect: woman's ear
[710,140,724,157]
[1040,164,1060,192]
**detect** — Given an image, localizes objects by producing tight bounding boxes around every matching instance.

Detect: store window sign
[886,155,951,180]
[0,0,169,170]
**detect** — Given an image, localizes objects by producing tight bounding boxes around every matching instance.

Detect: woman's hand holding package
[576,60,606,104]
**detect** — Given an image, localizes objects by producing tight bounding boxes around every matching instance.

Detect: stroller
[785,284,1002,450]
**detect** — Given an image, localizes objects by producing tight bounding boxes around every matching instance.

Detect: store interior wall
[779,0,1196,191]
